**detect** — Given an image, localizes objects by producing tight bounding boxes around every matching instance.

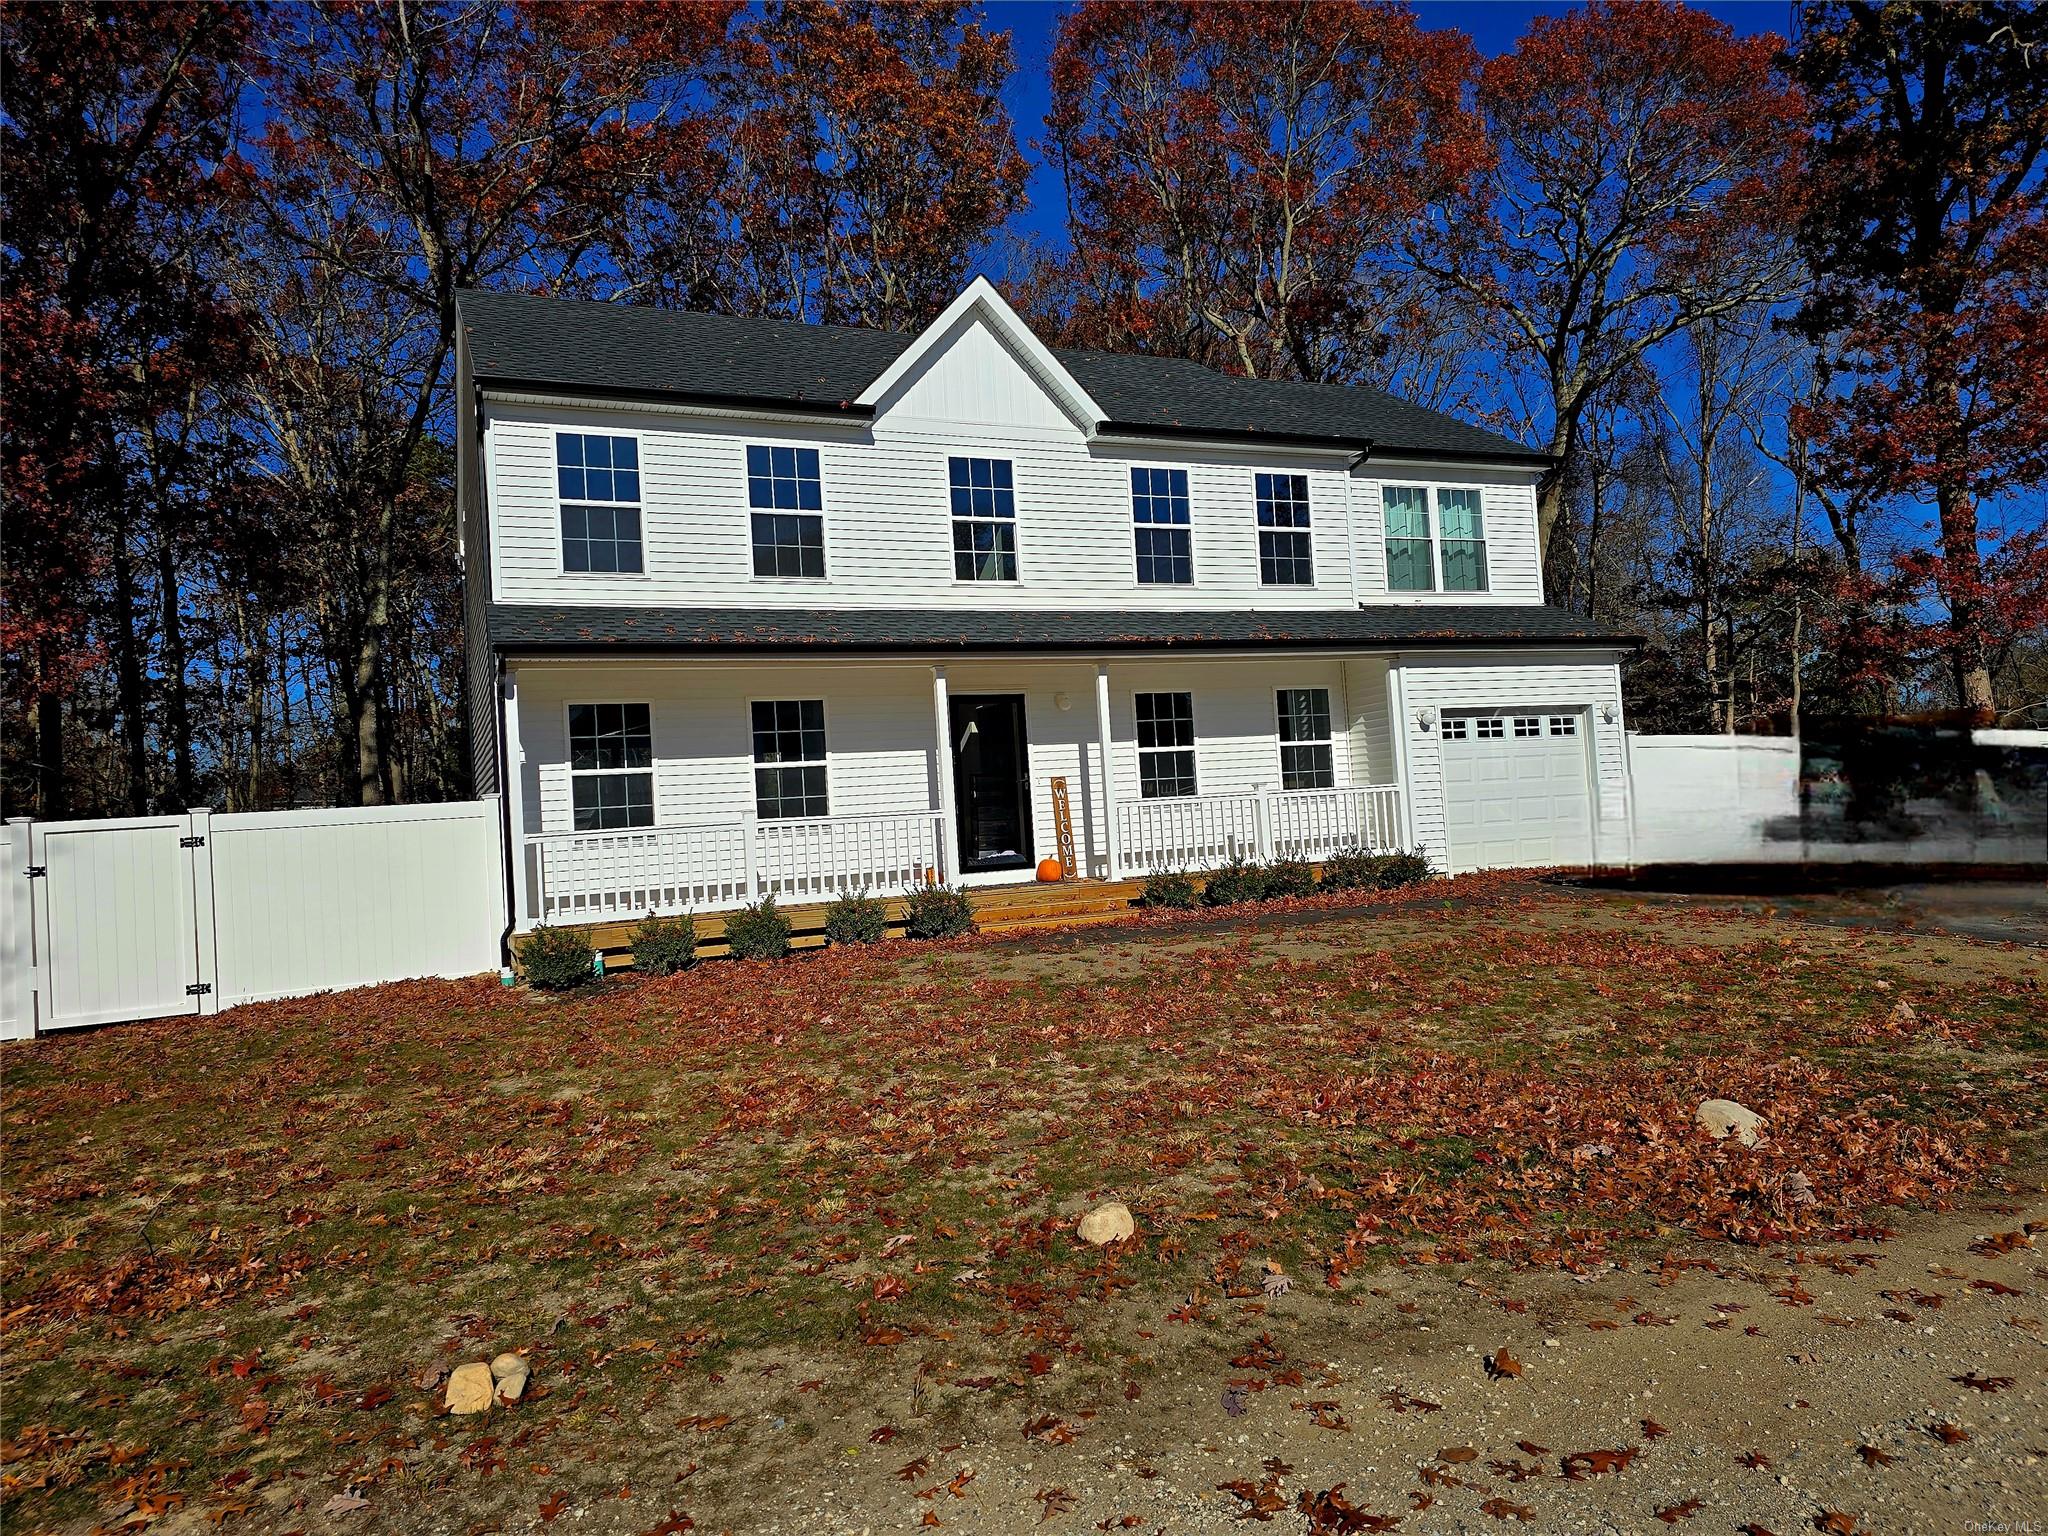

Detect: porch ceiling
[487,603,1639,656]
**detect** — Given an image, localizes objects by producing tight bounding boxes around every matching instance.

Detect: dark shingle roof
[456,289,1542,463]
[487,604,1632,655]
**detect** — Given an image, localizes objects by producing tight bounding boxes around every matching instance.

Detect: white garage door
[1440,710,1594,871]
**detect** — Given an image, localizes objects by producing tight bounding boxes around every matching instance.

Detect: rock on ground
[1077,1201,1135,1245]
[1697,1097,1766,1147]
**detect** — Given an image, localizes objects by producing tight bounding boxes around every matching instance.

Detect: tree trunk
[158,533,194,809]
[110,539,151,813]
[35,638,65,818]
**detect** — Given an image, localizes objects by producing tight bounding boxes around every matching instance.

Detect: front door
[949,694,1033,873]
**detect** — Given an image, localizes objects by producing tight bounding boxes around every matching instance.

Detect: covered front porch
[501,652,1410,930]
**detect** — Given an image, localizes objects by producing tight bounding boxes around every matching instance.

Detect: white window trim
[745,441,831,583]
[1382,483,1490,595]
[1275,687,1337,792]
[948,455,1022,585]
[564,699,656,832]
[554,426,650,580]
[1253,470,1317,589]
[1133,689,1199,799]
[747,695,832,821]
[1130,464,1196,587]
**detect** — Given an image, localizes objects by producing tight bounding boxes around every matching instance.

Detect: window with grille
[1255,472,1313,585]
[1276,688,1335,790]
[1131,466,1192,585]
[1514,716,1543,738]
[558,433,643,573]
[569,703,653,829]
[1548,715,1579,736]
[751,700,828,819]
[1135,692,1197,798]
[1476,717,1505,739]
[747,445,825,578]
[949,456,1018,581]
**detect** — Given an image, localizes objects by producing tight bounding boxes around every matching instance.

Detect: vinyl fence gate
[4,800,507,1037]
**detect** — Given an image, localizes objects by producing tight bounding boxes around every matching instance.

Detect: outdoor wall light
[1054,691,1072,711]
[1415,706,1437,731]
[1600,702,1619,725]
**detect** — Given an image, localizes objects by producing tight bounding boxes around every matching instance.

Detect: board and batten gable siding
[1395,654,1631,867]
[482,312,1544,612]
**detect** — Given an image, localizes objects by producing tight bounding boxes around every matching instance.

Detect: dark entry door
[949,694,1033,873]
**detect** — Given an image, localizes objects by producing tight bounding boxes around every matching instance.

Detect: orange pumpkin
[1036,857,1063,882]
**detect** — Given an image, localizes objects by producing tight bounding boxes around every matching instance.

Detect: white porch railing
[528,810,946,924]
[1117,785,1403,875]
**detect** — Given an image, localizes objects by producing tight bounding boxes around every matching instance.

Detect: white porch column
[931,665,957,883]
[1094,662,1121,880]
[502,667,533,926]
[1386,659,1416,851]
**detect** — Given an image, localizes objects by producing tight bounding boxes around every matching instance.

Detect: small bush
[1375,849,1435,888]
[1201,858,1270,907]
[903,882,975,940]
[724,897,792,961]
[630,911,697,976]
[1140,869,1197,909]
[823,888,890,945]
[1264,859,1316,899]
[1318,847,1384,891]
[519,923,597,991]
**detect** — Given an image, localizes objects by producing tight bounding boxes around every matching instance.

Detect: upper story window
[751,699,828,819]
[949,456,1017,582]
[1385,484,1489,593]
[1131,466,1192,585]
[1134,691,1197,798]
[1255,473,1313,586]
[569,702,653,829]
[1276,688,1335,791]
[557,433,643,574]
[748,445,825,579]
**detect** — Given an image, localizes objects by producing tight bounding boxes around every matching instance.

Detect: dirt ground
[3,874,2042,1536]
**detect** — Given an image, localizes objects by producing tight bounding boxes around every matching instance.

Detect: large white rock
[1697,1098,1767,1148]
[1076,1202,1135,1246]
[445,1361,495,1415]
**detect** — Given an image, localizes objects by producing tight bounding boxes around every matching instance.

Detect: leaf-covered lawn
[2,878,2041,1532]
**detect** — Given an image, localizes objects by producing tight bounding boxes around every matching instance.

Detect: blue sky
[994,0,1797,249]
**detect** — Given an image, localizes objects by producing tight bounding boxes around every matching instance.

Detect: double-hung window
[949,456,1017,582]
[748,445,825,578]
[569,703,653,829]
[1384,484,1490,592]
[1383,485,1434,591]
[1276,688,1336,791]
[1134,691,1197,799]
[751,700,828,819]
[1131,466,1192,585]
[1255,472,1313,585]
[558,433,643,574]
[1438,488,1488,591]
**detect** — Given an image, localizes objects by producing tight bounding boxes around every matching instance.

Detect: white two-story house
[455,279,1637,930]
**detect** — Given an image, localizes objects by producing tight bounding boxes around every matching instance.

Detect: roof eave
[472,374,876,421]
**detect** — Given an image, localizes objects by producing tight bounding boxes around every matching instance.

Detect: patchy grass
[1,877,2041,1532]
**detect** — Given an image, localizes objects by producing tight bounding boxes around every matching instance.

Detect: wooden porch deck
[587,876,1153,965]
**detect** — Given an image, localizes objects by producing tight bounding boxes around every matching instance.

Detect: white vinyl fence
[2,799,506,1040]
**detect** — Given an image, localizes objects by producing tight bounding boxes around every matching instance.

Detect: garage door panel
[1440,710,1593,872]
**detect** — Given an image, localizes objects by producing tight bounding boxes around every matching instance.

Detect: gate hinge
[24,865,45,878]
[186,982,213,996]
[180,835,206,848]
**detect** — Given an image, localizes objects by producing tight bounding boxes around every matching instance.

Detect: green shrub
[1375,849,1435,888]
[724,896,792,961]
[1201,858,1270,907]
[823,888,890,945]
[519,923,597,991]
[903,882,975,940]
[1264,859,1316,899]
[1318,847,1385,891]
[630,911,696,976]
[1140,869,1198,909]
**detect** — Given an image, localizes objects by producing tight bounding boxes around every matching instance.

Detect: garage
[1439,709,1594,871]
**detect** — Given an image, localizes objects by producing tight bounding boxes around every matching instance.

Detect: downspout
[493,652,517,968]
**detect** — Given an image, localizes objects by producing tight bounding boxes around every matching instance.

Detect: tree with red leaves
[1,1,251,816]
[1790,2,2048,719]
[232,0,734,803]
[1419,0,1806,563]
[637,1,1028,332]
[1040,0,1485,396]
